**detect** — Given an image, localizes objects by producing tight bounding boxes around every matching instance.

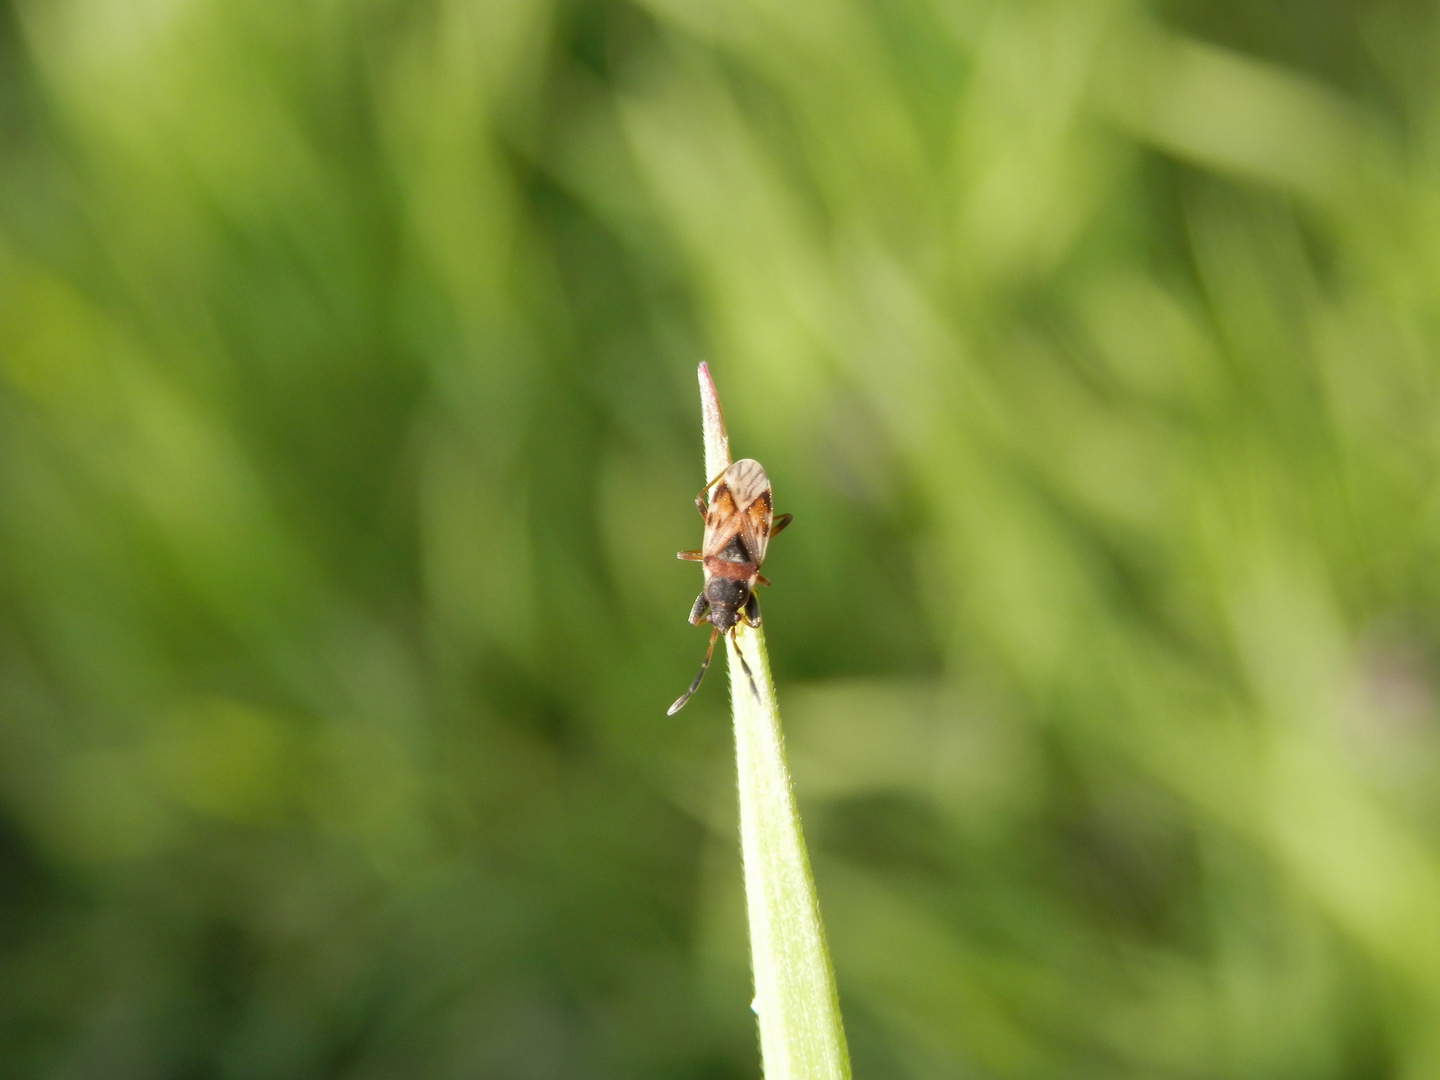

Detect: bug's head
[704,577,749,624]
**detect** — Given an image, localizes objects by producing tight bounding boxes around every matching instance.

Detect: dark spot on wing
[716,534,750,563]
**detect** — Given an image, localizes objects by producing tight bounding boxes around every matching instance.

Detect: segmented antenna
[731,635,761,703]
[668,626,762,714]
[668,626,720,715]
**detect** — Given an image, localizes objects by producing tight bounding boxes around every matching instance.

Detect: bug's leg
[693,468,730,518]
[676,549,704,561]
[743,591,762,627]
[688,592,711,625]
[668,626,720,715]
[755,574,772,588]
[770,513,793,538]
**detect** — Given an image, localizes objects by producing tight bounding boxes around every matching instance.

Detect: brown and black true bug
[668,458,792,714]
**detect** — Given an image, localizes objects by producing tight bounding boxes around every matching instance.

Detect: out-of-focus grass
[3,0,1440,1077]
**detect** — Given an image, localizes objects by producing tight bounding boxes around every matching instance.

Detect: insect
[668,458,792,714]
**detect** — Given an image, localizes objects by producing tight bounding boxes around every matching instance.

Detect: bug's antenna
[668,626,720,715]
[730,631,762,703]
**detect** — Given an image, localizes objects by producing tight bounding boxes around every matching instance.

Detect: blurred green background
[3,0,1440,1076]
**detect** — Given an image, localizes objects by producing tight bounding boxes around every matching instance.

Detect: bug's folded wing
[740,491,774,565]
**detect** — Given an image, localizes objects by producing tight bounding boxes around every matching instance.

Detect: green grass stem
[697,362,851,1080]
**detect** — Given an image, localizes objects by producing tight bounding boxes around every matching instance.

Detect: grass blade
[696,363,851,1080]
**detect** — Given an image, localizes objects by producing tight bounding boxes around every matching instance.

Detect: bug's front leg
[676,549,703,562]
[688,592,711,625]
[742,591,762,627]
